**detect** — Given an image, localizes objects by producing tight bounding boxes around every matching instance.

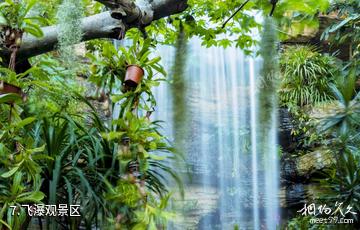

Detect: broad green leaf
[17,191,44,203]
[13,117,36,129]
[0,93,21,104]
[26,145,45,154]
[1,166,20,178]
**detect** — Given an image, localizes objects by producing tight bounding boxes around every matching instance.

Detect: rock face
[281,148,334,183]
[278,108,297,152]
[282,14,351,61]
[280,184,307,208]
[296,148,334,177]
[171,186,219,230]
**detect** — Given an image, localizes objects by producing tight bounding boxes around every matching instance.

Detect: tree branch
[221,0,250,29]
[0,0,188,61]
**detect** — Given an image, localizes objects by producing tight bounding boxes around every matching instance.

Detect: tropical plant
[258,16,279,133]
[0,0,44,38]
[120,35,165,77]
[101,37,166,118]
[87,41,126,99]
[316,151,360,221]
[0,0,45,69]
[312,68,360,224]
[0,172,44,230]
[103,111,182,195]
[279,45,338,107]
[316,69,360,140]
[90,34,181,228]
[284,216,327,230]
[0,103,46,229]
[0,66,47,88]
[171,24,189,151]
[321,0,360,63]
[33,113,109,230]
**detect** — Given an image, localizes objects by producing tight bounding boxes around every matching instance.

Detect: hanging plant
[258,16,279,132]
[56,0,83,72]
[0,0,44,114]
[124,65,144,89]
[119,38,165,91]
[0,0,44,70]
[171,23,189,151]
[0,67,44,106]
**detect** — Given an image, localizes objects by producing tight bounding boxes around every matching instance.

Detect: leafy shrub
[284,216,327,230]
[316,152,360,221]
[0,0,44,38]
[279,46,337,107]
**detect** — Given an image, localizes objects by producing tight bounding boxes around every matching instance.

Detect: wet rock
[281,14,351,61]
[280,148,334,184]
[278,108,297,152]
[280,157,301,183]
[171,186,219,230]
[296,148,334,177]
[284,184,307,207]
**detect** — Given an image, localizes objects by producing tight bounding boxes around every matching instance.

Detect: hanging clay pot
[124,65,144,89]
[0,81,23,104]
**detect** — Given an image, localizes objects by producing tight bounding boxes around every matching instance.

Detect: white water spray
[154,36,280,229]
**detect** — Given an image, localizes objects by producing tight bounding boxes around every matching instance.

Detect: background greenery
[0,0,359,229]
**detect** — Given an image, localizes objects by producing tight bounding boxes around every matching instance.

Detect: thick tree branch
[0,0,188,61]
[16,12,122,60]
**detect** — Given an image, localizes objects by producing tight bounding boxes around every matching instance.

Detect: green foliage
[91,37,165,117]
[0,66,47,88]
[120,32,166,77]
[0,172,44,230]
[35,113,108,229]
[321,0,360,65]
[3,0,347,229]
[284,216,327,230]
[279,46,337,107]
[316,152,360,221]
[0,102,46,229]
[146,0,330,51]
[0,37,178,228]
[33,0,103,24]
[87,41,125,95]
[86,34,180,228]
[311,67,360,223]
[0,0,45,38]
[316,69,360,139]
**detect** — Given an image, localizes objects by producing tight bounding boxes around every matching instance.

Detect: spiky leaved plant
[56,0,83,72]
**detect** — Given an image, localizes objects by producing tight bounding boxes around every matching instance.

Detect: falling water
[153,34,280,229]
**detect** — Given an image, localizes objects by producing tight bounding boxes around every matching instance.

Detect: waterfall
[153,35,280,229]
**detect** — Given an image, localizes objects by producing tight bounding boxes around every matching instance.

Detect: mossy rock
[296,148,334,177]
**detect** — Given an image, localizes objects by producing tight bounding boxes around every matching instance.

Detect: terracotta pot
[0,81,23,104]
[124,65,144,89]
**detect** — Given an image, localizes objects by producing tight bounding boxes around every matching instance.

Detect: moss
[56,0,84,73]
